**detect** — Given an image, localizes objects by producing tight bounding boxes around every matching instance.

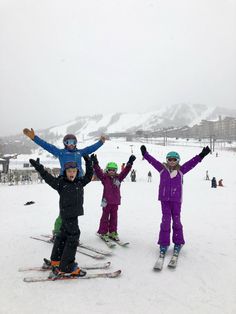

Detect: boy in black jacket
[29,155,93,278]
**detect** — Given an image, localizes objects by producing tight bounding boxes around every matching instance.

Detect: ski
[109,238,129,247]
[19,261,111,272]
[23,270,121,283]
[30,236,105,260]
[40,234,113,256]
[153,253,165,271]
[96,233,116,248]
[168,250,180,269]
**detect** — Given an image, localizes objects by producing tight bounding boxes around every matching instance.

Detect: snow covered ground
[0,140,235,314]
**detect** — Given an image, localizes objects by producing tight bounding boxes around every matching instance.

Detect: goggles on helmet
[64,139,77,146]
[107,168,117,172]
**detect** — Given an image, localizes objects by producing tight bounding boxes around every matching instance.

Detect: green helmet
[106,162,118,171]
[166,151,180,161]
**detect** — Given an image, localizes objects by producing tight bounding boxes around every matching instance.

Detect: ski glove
[140,145,147,156]
[29,158,44,172]
[100,135,107,143]
[127,155,136,165]
[199,146,211,159]
[83,155,90,162]
[91,154,98,165]
[23,128,35,140]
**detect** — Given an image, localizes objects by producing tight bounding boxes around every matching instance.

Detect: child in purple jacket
[91,154,136,242]
[140,145,210,255]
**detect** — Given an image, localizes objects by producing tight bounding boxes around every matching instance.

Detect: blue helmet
[166,151,180,161]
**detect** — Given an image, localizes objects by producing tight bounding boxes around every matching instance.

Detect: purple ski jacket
[94,163,132,205]
[144,152,202,203]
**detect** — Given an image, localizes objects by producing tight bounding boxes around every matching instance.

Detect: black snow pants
[50,217,80,272]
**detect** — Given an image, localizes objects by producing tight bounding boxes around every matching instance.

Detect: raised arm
[23,128,61,157]
[29,159,60,191]
[140,145,164,172]
[79,155,93,186]
[118,155,136,181]
[91,154,106,181]
[80,136,106,155]
[180,146,211,174]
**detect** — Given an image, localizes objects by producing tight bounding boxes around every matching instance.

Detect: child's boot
[71,266,87,277]
[160,245,168,255]
[42,258,53,269]
[100,233,110,242]
[173,244,182,253]
[109,231,120,241]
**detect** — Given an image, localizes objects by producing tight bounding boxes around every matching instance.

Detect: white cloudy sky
[0,0,236,136]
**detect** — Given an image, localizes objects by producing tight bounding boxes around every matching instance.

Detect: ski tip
[153,267,162,271]
[106,262,111,267]
[110,270,122,277]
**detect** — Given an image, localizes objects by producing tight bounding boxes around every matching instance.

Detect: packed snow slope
[0,140,236,314]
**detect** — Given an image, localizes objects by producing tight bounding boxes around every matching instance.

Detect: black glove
[83,155,90,162]
[91,154,98,165]
[127,155,136,165]
[140,145,147,156]
[199,146,211,159]
[29,158,44,172]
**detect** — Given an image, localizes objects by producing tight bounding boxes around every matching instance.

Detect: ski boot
[100,233,110,242]
[109,232,120,241]
[42,258,57,270]
[159,246,168,256]
[50,262,87,278]
[173,244,182,254]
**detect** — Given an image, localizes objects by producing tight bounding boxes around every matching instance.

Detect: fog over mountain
[41,104,236,141]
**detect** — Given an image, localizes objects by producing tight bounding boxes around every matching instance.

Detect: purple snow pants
[158,201,185,246]
[97,204,119,235]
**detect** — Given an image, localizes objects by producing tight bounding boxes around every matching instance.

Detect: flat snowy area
[0,142,235,314]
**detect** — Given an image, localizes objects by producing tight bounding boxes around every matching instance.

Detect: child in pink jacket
[91,154,136,242]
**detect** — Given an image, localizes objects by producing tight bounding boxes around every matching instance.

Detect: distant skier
[205,170,210,180]
[23,128,106,240]
[91,154,136,242]
[218,179,223,187]
[211,177,217,188]
[130,169,136,182]
[140,145,211,256]
[29,156,93,278]
[148,171,152,182]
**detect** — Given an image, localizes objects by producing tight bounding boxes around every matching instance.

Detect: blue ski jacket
[34,135,104,175]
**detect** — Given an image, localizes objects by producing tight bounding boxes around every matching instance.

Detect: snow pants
[158,201,185,246]
[97,204,118,235]
[50,217,80,272]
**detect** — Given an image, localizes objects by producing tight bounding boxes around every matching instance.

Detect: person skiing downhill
[140,145,211,255]
[91,154,136,242]
[23,128,106,239]
[29,156,93,278]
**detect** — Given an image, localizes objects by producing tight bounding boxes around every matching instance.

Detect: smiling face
[65,168,78,181]
[166,158,179,169]
[107,168,117,177]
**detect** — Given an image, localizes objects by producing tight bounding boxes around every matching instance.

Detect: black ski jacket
[35,158,93,219]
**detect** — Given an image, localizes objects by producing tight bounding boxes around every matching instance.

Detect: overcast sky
[0,0,236,136]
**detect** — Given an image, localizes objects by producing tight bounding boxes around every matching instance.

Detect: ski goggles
[107,168,117,172]
[64,139,77,146]
[167,158,178,162]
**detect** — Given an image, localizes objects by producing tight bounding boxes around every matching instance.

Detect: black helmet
[63,134,77,146]
[64,161,78,170]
